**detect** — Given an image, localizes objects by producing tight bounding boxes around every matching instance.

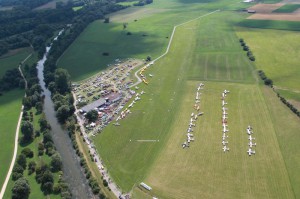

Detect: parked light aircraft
[223,146,229,152]
[249,141,256,148]
[222,140,228,146]
[248,135,255,141]
[247,148,255,156]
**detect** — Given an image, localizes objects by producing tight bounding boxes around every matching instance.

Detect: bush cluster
[239,38,255,61]
[276,92,300,118]
[258,70,273,87]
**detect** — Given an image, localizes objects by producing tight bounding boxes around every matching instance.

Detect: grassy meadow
[236,27,300,101]
[0,47,32,77]
[273,4,300,13]
[144,82,294,199]
[56,0,300,198]
[237,19,300,31]
[57,0,250,81]
[0,90,24,189]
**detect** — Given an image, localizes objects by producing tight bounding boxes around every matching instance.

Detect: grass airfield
[57,0,300,197]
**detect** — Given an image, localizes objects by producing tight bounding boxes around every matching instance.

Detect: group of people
[182,83,204,149]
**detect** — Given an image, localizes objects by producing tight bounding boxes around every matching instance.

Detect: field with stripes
[91,2,300,198]
[53,0,300,198]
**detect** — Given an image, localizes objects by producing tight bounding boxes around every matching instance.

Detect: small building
[247,10,256,13]
[81,98,106,113]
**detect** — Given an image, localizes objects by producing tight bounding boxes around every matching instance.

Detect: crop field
[236,27,300,101]
[273,4,300,13]
[237,19,300,31]
[0,47,32,77]
[0,90,24,189]
[57,0,248,81]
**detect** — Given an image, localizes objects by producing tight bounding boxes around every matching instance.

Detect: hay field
[236,27,300,100]
[144,82,294,199]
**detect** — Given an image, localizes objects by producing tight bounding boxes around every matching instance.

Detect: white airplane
[149,74,153,77]
[135,97,140,101]
[222,93,225,98]
[222,134,229,140]
[141,91,145,95]
[248,135,255,141]
[190,118,195,123]
[197,87,201,91]
[222,140,228,146]
[132,100,136,104]
[247,128,252,135]
[128,103,133,108]
[194,115,198,120]
[249,141,256,148]
[222,101,227,106]
[195,100,200,104]
[223,126,229,133]
[135,86,139,90]
[223,111,228,115]
[182,142,189,148]
[223,146,229,152]
[222,115,228,120]
[198,112,204,116]
[191,113,194,117]
[199,83,204,87]
[187,128,193,133]
[222,107,228,111]
[189,123,196,127]
[187,133,194,137]
[247,148,255,156]
[224,90,230,94]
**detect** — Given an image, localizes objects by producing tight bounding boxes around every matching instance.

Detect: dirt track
[247,3,300,21]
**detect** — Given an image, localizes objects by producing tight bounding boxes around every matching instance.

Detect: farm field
[237,19,300,31]
[57,0,249,81]
[236,27,300,101]
[93,8,261,193]
[0,90,24,189]
[56,0,300,198]
[0,47,32,77]
[273,4,300,13]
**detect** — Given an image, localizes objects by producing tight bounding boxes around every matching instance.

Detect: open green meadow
[0,90,24,189]
[56,0,300,197]
[0,48,32,77]
[273,4,300,13]
[57,0,249,81]
[144,81,294,199]
[236,27,300,101]
[237,19,300,31]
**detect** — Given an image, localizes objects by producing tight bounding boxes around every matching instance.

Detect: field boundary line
[130,9,220,88]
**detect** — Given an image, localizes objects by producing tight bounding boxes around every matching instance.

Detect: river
[37,33,93,199]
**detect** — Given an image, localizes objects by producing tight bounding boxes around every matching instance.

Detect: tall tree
[21,121,34,142]
[11,177,30,199]
[54,68,71,94]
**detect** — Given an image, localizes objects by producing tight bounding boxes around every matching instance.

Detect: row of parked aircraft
[222,90,230,152]
[182,83,204,149]
[247,126,256,156]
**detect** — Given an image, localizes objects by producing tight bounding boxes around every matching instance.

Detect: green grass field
[57,0,249,81]
[56,0,300,197]
[236,27,300,100]
[0,90,24,190]
[273,4,300,13]
[117,1,139,6]
[0,48,32,77]
[144,82,294,199]
[72,6,83,11]
[3,109,61,199]
[237,19,300,31]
